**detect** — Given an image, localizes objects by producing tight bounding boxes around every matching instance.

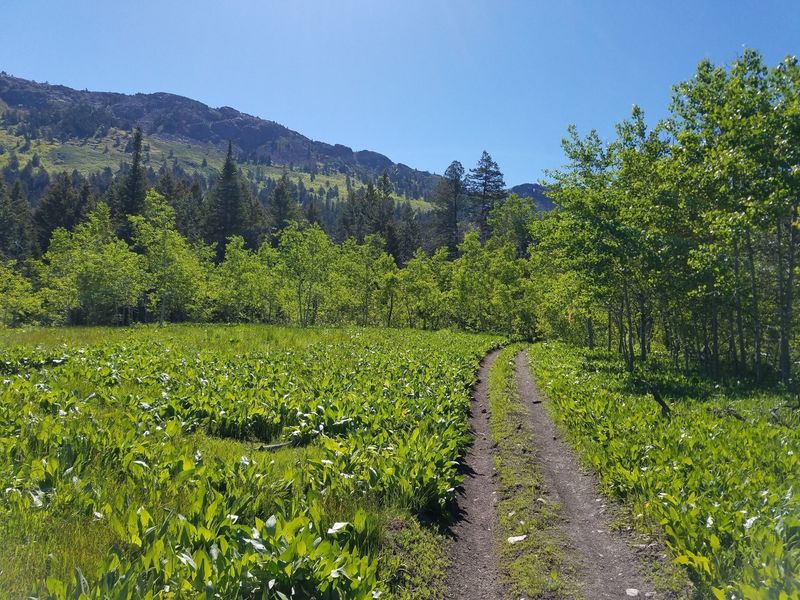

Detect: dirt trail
[516,350,655,599]
[445,349,503,600]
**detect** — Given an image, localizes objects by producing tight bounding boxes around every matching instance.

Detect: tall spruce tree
[395,202,420,264]
[370,171,395,235]
[0,177,15,258]
[432,160,465,256]
[467,151,506,242]
[206,142,251,259]
[115,127,147,240]
[7,180,35,259]
[268,172,300,242]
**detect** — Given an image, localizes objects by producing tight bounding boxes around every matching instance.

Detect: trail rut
[446,349,661,599]
[445,349,503,600]
[516,350,656,599]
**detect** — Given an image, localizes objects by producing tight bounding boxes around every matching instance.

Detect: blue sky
[2,0,798,185]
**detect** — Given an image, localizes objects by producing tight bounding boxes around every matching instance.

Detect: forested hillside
[0,72,438,201]
[2,43,800,600]
[3,49,800,388]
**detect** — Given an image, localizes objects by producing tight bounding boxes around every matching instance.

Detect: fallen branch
[256,441,293,451]
[649,388,671,417]
[708,407,746,422]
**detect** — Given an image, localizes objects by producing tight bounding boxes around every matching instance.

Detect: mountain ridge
[0,72,549,206]
[0,71,438,199]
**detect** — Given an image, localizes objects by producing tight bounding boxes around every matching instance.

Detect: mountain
[0,72,549,212]
[509,183,554,210]
[0,72,438,200]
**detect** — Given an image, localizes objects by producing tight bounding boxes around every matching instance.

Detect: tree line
[0,189,537,335]
[0,126,526,264]
[4,48,795,387]
[533,50,800,385]
[1,128,540,334]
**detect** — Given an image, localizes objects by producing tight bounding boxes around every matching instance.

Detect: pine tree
[268,172,300,242]
[395,202,420,264]
[370,171,395,235]
[7,180,35,259]
[206,142,249,260]
[0,177,14,258]
[305,198,321,225]
[467,151,506,242]
[115,127,147,240]
[33,172,91,250]
[432,161,465,256]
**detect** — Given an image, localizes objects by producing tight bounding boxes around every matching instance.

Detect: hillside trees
[468,151,506,242]
[206,142,265,259]
[432,161,466,256]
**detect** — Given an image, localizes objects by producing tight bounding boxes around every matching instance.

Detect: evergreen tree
[0,179,35,261]
[0,177,15,258]
[371,171,395,234]
[115,127,147,239]
[395,202,420,265]
[268,172,300,242]
[467,151,506,242]
[337,187,369,243]
[206,142,250,260]
[305,198,321,225]
[33,172,91,250]
[432,160,465,256]
[7,180,35,259]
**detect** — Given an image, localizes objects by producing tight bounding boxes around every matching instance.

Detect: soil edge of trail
[445,349,503,600]
[516,349,661,599]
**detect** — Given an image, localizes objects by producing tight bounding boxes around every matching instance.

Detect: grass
[378,513,451,600]
[0,322,361,351]
[0,324,497,598]
[527,342,798,598]
[487,344,581,599]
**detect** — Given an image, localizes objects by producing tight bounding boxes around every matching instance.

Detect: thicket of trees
[3,49,797,386]
[0,188,537,335]
[533,50,800,384]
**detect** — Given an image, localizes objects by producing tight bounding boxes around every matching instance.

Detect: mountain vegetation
[3,50,800,386]
[1,47,800,599]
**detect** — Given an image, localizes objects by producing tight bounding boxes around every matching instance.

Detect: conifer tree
[115,127,147,239]
[395,202,420,265]
[432,160,465,256]
[371,171,395,235]
[7,180,35,259]
[268,172,300,242]
[206,142,251,259]
[467,151,506,242]
[33,172,91,250]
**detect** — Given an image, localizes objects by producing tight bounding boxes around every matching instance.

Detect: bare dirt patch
[445,349,503,600]
[516,350,658,599]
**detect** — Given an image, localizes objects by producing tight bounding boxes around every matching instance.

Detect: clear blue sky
[2,0,798,185]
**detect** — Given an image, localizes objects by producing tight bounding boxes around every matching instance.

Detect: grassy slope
[0,127,433,210]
